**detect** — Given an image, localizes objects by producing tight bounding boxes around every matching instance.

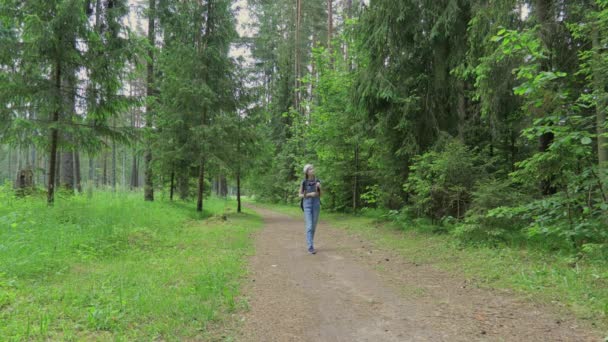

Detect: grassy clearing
[0,189,261,341]
[254,201,608,332]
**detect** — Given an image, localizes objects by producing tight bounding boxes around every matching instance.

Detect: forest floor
[239,205,603,342]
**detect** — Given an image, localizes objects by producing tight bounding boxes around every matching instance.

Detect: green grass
[254,201,608,332]
[0,189,262,341]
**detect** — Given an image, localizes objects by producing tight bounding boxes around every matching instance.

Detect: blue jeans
[303,197,321,250]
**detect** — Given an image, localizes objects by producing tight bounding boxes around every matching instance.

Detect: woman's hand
[306,192,318,198]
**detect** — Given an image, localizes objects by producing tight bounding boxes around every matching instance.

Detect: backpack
[300,179,321,211]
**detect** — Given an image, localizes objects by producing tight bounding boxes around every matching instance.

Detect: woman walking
[299,164,321,254]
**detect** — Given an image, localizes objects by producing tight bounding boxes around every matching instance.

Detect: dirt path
[239,206,601,342]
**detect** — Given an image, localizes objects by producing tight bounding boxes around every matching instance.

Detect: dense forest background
[2,0,608,253]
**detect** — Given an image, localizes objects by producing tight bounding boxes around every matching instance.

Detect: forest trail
[239,206,601,342]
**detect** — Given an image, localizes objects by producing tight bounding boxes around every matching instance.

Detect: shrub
[405,140,484,221]
[452,178,531,242]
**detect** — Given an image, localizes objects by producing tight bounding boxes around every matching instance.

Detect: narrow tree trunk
[112,138,117,191]
[353,144,359,212]
[457,80,467,142]
[197,160,205,212]
[593,26,608,171]
[131,151,138,189]
[47,62,61,205]
[237,168,242,213]
[220,174,227,197]
[16,147,22,171]
[43,155,47,187]
[30,146,35,169]
[344,0,353,67]
[55,151,61,188]
[122,149,127,189]
[144,0,156,201]
[169,170,175,201]
[30,146,36,185]
[327,0,333,51]
[178,172,189,200]
[102,152,108,186]
[294,0,302,110]
[510,130,517,172]
[88,154,95,186]
[535,0,556,195]
[7,148,12,184]
[60,150,74,191]
[74,151,82,193]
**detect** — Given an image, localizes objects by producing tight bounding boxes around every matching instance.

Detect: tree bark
[457,80,467,142]
[294,0,302,111]
[592,26,607,171]
[131,151,138,189]
[237,168,242,213]
[327,0,333,51]
[74,151,82,193]
[102,152,108,186]
[43,155,47,187]
[196,0,213,212]
[7,148,12,184]
[197,160,205,212]
[88,154,95,186]
[55,151,61,188]
[112,138,117,191]
[170,170,175,201]
[60,150,74,191]
[219,174,227,197]
[535,0,556,195]
[144,0,156,201]
[47,61,61,205]
[16,147,21,172]
[122,149,127,189]
[353,144,359,212]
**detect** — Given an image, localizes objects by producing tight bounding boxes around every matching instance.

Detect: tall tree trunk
[43,155,47,187]
[196,0,213,212]
[353,144,359,212]
[74,151,82,193]
[220,174,227,197]
[197,160,205,212]
[16,147,22,171]
[59,70,76,191]
[55,150,61,188]
[144,0,156,201]
[178,172,189,200]
[88,154,95,186]
[7,148,12,183]
[237,168,242,213]
[60,150,74,191]
[112,138,117,191]
[344,0,353,67]
[47,62,61,205]
[30,146,36,185]
[122,149,127,189]
[294,0,302,111]
[131,151,138,189]
[535,0,556,195]
[327,0,333,51]
[593,26,607,171]
[457,80,467,142]
[30,146,35,169]
[102,152,108,186]
[170,170,175,201]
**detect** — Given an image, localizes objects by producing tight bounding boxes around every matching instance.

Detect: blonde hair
[303,164,314,176]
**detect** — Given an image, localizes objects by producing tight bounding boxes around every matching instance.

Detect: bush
[405,140,484,221]
[452,178,531,243]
